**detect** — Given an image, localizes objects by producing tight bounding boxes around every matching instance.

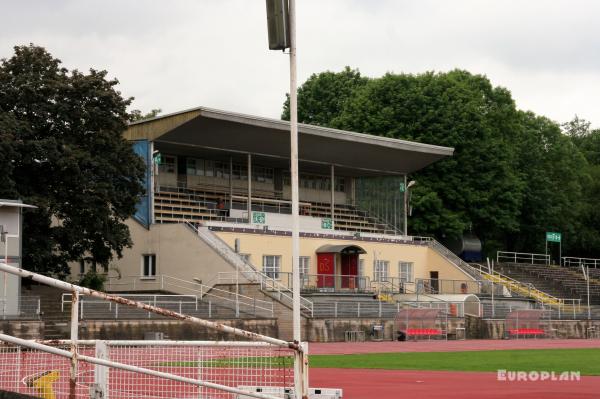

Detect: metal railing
[424,238,484,281]
[497,251,551,265]
[217,271,314,317]
[104,274,274,318]
[312,300,468,318]
[276,272,371,293]
[562,257,600,268]
[187,222,313,317]
[414,278,483,295]
[0,296,41,320]
[468,263,582,311]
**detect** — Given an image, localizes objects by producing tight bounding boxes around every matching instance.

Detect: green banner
[321,218,333,230]
[546,231,561,243]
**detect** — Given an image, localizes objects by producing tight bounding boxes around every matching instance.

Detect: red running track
[310,368,600,399]
[309,338,600,355]
[309,339,600,398]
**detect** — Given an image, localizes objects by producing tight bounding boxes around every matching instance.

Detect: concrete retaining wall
[467,316,600,339]
[0,321,44,340]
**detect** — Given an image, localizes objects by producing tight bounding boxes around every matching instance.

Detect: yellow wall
[214,231,472,283]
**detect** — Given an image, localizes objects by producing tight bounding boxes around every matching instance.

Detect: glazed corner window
[262,255,281,279]
[159,155,176,174]
[399,261,414,283]
[142,254,156,277]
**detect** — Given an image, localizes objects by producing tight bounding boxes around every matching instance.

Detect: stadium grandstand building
[67,107,489,339]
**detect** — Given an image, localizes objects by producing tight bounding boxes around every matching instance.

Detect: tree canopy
[283,68,599,257]
[0,44,145,277]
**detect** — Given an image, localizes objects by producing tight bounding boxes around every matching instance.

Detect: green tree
[512,112,590,254]
[325,70,524,248]
[129,108,162,122]
[282,67,367,125]
[0,44,145,277]
[562,117,600,256]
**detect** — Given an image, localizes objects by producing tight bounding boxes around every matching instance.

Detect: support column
[330,164,335,221]
[229,157,233,210]
[247,153,252,221]
[403,174,408,236]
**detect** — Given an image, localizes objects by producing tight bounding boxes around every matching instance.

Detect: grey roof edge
[129,106,454,157]
[0,199,37,208]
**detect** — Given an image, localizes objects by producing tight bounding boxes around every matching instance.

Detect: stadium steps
[22,284,70,339]
[499,263,600,305]
[189,223,314,319]
[154,187,397,235]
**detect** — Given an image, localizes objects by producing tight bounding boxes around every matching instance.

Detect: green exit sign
[321,218,333,230]
[399,182,406,193]
[252,212,266,224]
[546,232,561,243]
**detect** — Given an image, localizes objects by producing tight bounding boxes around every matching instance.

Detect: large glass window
[399,261,414,283]
[374,260,389,282]
[262,255,281,279]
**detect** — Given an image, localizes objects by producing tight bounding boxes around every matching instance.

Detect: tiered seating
[154,186,398,235]
[498,263,600,304]
[308,202,397,234]
[154,190,218,223]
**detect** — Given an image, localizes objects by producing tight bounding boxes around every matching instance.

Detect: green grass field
[309,348,600,375]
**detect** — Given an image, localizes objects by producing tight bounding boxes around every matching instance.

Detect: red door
[317,253,335,289]
[341,254,358,289]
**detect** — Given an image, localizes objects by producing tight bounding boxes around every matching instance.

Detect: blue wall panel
[132,140,151,228]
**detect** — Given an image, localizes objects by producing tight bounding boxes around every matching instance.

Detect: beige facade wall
[214,231,472,284]
[70,220,236,286]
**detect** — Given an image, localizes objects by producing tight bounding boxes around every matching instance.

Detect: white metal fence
[0,296,40,320]
[0,262,308,399]
[562,256,600,268]
[105,275,275,318]
[497,251,551,265]
[0,338,296,399]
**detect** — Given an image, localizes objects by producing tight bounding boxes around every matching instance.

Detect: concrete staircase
[187,223,314,318]
[22,284,70,339]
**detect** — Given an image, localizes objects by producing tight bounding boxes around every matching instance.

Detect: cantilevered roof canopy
[315,244,367,254]
[125,106,454,176]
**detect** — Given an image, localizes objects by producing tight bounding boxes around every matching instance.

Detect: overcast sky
[1,0,599,127]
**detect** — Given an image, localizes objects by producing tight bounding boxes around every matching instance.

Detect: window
[204,160,214,177]
[358,259,365,277]
[253,166,274,184]
[79,260,85,275]
[399,261,414,283]
[142,254,156,278]
[187,158,205,176]
[159,155,176,174]
[215,161,229,179]
[299,256,310,277]
[374,260,389,282]
[262,255,281,279]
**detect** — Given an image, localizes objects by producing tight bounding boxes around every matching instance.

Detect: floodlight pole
[288,1,307,398]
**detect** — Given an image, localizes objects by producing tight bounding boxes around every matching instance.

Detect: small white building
[0,199,36,317]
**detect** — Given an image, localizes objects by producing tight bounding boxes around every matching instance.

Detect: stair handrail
[425,238,484,281]
[103,274,274,317]
[185,222,314,317]
[468,263,572,307]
